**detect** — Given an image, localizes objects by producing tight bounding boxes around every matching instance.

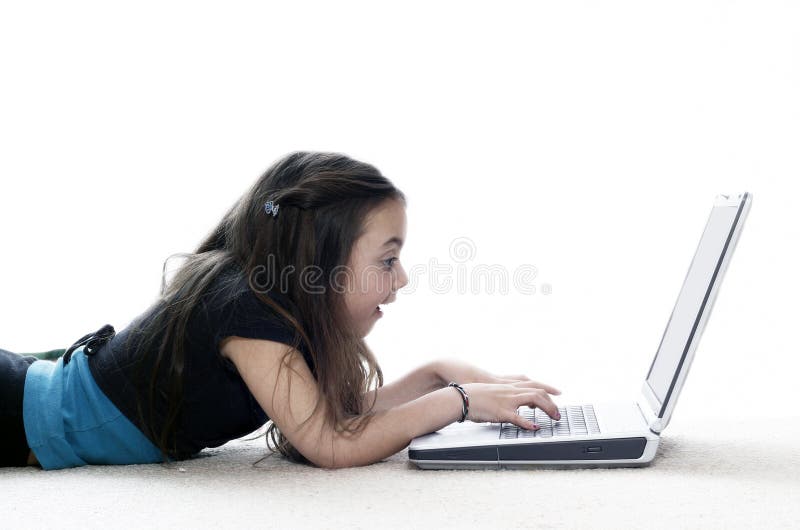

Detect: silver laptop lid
[640,192,752,433]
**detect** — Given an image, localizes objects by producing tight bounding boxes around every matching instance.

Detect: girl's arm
[360,361,444,413]
[224,338,466,469]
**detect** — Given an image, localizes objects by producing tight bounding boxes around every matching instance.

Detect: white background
[1,1,797,420]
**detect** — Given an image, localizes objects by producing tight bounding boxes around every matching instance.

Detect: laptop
[409,192,753,470]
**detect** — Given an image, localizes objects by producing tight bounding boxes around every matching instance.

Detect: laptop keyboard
[499,405,601,439]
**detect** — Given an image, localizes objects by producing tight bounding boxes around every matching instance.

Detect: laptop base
[411,460,655,470]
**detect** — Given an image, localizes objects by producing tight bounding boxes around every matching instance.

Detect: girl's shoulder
[202,263,293,320]
[198,263,302,349]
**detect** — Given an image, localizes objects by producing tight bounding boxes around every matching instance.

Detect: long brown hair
[124,151,406,466]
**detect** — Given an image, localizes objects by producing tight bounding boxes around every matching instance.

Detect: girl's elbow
[306,445,366,469]
[301,444,352,469]
[308,454,351,470]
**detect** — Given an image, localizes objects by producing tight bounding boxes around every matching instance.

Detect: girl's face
[344,199,408,338]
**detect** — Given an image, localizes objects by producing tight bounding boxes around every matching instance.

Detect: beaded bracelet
[448,382,469,422]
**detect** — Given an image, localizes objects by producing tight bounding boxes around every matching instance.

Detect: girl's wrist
[447,382,469,422]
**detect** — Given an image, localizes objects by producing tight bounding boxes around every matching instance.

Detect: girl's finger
[497,374,532,381]
[494,377,526,384]
[525,391,561,420]
[506,410,539,431]
[509,380,562,395]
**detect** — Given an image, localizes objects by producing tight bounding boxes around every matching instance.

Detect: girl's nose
[395,263,409,291]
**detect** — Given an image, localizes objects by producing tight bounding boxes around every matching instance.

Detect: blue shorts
[22,346,165,470]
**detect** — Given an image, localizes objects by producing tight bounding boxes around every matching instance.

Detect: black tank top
[87,265,313,459]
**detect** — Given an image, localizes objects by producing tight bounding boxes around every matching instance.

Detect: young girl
[1,151,562,471]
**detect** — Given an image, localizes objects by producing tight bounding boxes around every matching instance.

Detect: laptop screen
[645,193,750,414]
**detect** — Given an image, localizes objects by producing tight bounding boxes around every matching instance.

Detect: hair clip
[264,200,280,217]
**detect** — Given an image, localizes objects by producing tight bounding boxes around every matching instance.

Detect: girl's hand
[461,382,561,430]
[433,358,561,395]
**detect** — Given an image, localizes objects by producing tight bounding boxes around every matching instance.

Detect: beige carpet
[2,415,798,529]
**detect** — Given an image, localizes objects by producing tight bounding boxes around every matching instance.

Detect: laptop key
[499,404,600,439]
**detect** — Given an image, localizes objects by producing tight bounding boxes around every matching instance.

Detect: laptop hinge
[637,387,663,434]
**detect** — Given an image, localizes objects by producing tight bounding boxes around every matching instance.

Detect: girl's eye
[382,257,398,269]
